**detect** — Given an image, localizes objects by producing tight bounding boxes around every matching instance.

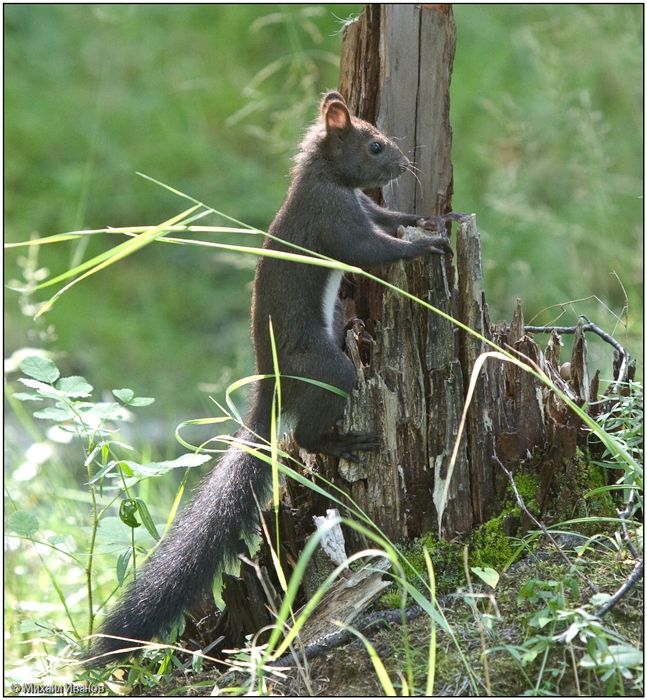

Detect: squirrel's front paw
[419,233,452,256]
[417,212,470,235]
[417,216,444,233]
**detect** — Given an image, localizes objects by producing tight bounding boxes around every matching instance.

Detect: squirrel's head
[315,91,411,189]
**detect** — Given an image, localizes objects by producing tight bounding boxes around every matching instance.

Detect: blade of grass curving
[336,622,397,696]
[222,372,347,433]
[268,319,288,591]
[223,374,267,425]
[174,417,234,453]
[31,206,201,317]
[126,216,639,483]
[585,484,642,498]
[283,375,348,398]
[423,547,437,696]
[138,172,265,233]
[31,205,201,293]
[550,516,641,529]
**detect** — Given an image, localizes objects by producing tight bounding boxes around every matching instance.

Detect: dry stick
[522,316,631,392]
[595,559,644,618]
[617,491,640,560]
[492,439,599,595]
[590,489,646,618]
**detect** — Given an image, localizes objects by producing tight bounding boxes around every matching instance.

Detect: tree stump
[332,3,474,541]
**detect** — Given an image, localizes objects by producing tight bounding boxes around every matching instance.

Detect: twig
[492,439,599,595]
[268,605,425,668]
[521,316,631,392]
[595,558,644,618]
[617,491,640,560]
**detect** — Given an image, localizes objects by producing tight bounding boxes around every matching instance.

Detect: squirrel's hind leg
[282,344,378,460]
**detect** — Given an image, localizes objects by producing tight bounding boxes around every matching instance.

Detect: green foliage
[4,356,212,684]
[492,572,643,695]
[469,516,515,572]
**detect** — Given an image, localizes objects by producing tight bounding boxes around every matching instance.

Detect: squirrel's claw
[417,211,470,235]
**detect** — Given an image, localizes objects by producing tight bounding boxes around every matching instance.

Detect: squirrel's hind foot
[313,428,381,462]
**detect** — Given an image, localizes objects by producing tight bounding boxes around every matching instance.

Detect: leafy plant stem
[36,547,80,639]
[85,438,100,637]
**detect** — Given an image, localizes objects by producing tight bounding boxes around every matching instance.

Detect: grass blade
[32,206,201,317]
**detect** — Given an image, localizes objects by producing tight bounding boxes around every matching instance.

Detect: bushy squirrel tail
[85,411,272,668]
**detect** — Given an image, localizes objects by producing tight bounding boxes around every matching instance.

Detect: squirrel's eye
[369,141,383,155]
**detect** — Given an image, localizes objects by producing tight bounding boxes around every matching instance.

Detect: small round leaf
[20,356,60,384]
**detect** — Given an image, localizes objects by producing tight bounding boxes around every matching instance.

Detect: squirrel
[87,91,466,666]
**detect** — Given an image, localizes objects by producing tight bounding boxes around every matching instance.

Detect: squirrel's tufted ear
[320,90,346,113]
[323,98,351,134]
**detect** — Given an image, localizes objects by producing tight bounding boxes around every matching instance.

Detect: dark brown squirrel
[87,91,467,666]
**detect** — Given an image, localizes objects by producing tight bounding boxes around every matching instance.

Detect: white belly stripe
[322,269,343,340]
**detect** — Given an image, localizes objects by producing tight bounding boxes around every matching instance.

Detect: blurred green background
[5,4,643,434]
